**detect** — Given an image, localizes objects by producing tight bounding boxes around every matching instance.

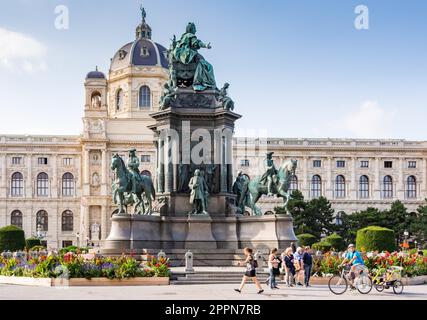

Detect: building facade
[0,12,425,249]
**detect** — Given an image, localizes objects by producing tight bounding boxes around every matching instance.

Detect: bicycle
[371,266,404,295]
[328,264,372,295]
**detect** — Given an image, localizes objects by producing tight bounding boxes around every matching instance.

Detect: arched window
[141,170,152,177]
[311,175,322,198]
[359,175,369,199]
[62,173,74,197]
[139,85,151,109]
[116,89,123,110]
[11,210,23,229]
[289,175,298,192]
[335,175,346,198]
[383,175,393,199]
[61,210,73,232]
[11,172,23,197]
[406,176,417,199]
[36,210,48,232]
[37,172,49,197]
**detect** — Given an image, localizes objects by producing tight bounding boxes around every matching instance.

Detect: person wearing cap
[340,244,365,288]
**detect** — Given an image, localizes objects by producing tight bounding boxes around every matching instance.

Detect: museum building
[0,13,425,249]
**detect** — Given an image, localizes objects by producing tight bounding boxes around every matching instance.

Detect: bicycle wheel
[374,283,384,292]
[356,274,372,294]
[392,280,404,295]
[328,276,348,295]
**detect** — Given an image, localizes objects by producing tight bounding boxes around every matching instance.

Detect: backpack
[252,259,258,269]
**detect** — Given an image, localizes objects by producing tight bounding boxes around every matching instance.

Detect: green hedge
[25,238,42,250]
[356,226,396,252]
[325,233,345,251]
[0,225,26,252]
[312,241,332,252]
[297,234,317,247]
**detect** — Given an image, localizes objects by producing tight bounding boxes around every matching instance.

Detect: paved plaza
[0,283,425,300]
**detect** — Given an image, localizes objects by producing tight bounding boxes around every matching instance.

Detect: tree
[383,201,410,245]
[411,201,427,245]
[335,212,356,243]
[287,190,313,236]
[306,196,336,238]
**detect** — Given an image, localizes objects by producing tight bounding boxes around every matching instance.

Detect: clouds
[340,101,397,139]
[0,27,47,73]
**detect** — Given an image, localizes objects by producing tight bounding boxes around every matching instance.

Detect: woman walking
[267,248,281,289]
[234,248,264,294]
[283,247,296,287]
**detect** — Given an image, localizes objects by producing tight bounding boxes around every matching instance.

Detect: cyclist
[339,244,365,289]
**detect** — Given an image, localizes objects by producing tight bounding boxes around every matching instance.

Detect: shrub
[25,238,41,250]
[324,233,345,251]
[30,245,46,251]
[356,226,396,252]
[297,234,317,247]
[0,226,25,252]
[312,241,332,253]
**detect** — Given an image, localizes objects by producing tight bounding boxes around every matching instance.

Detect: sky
[0,0,426,140]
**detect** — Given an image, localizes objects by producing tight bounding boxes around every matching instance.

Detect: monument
[102,21,297,265]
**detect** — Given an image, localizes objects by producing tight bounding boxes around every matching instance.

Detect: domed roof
[110,38,169,71]
[110,7,169,72]
[86,68,106,79]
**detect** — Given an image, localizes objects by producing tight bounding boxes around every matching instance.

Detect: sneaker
[296,282,303,286]
[234,289,241,293]
[305,284,311,287]
[274,286,280,289]
[258,290,264,294]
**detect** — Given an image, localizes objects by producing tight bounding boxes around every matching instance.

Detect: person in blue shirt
[340,244,365,287]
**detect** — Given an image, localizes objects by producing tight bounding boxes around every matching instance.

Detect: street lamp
[403,230,409,251]
[75,232,80,248]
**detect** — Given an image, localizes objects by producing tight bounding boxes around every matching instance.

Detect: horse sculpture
[111,154,156,215]
[239,159,297,216]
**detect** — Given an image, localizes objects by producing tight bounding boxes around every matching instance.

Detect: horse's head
[278,159,298,187]
[111,154,123,171]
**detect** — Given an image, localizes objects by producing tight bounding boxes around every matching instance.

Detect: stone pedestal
[185,215,217,249]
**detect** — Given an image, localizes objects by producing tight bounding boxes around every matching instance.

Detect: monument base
[101,214,297,265]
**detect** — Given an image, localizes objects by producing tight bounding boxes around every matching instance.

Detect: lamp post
[403,230,409,251]
[75,232,80,248]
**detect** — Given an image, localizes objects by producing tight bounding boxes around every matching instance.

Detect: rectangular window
[38,157,48,165]
[141,155,151,163]
[408,161,417,169]
[63,158,72,166]
[360,161,369,168]
[313,160,322,168]
[62,240,73,248]
[336,160,346,168]
[12,157,22,165]
[240,159,250,167]
[384,161,393,168]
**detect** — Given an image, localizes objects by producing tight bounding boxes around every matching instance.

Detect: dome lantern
[135,5,152,40]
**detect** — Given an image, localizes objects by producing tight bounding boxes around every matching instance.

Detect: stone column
[422,159,427,196]
[0,155,6,198]
[326,157,332,198]
[101,149,107,195]
[157,138,165,193]
[374,157,380,200]
[26,154,32,198]
[101,205,107,240]
[398,157,404,199]
[220,136,228,193]
[52,154,58,198]
[350,157,356,199]
[302,157,308,198]
[83,149,90,196]
[165,137,173,193]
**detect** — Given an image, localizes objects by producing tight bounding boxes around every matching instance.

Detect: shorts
[245,270,256,277]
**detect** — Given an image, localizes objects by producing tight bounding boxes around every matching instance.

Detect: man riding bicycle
[339,244,365,288]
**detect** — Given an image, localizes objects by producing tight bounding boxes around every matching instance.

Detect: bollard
[254,250,264,268]
[185,250,194,273]
[157,250,166,261]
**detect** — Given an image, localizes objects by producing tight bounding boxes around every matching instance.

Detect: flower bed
[312,251,427,278]
[0,252,170,281]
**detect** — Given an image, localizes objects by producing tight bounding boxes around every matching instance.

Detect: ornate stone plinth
[101,214,298,256]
